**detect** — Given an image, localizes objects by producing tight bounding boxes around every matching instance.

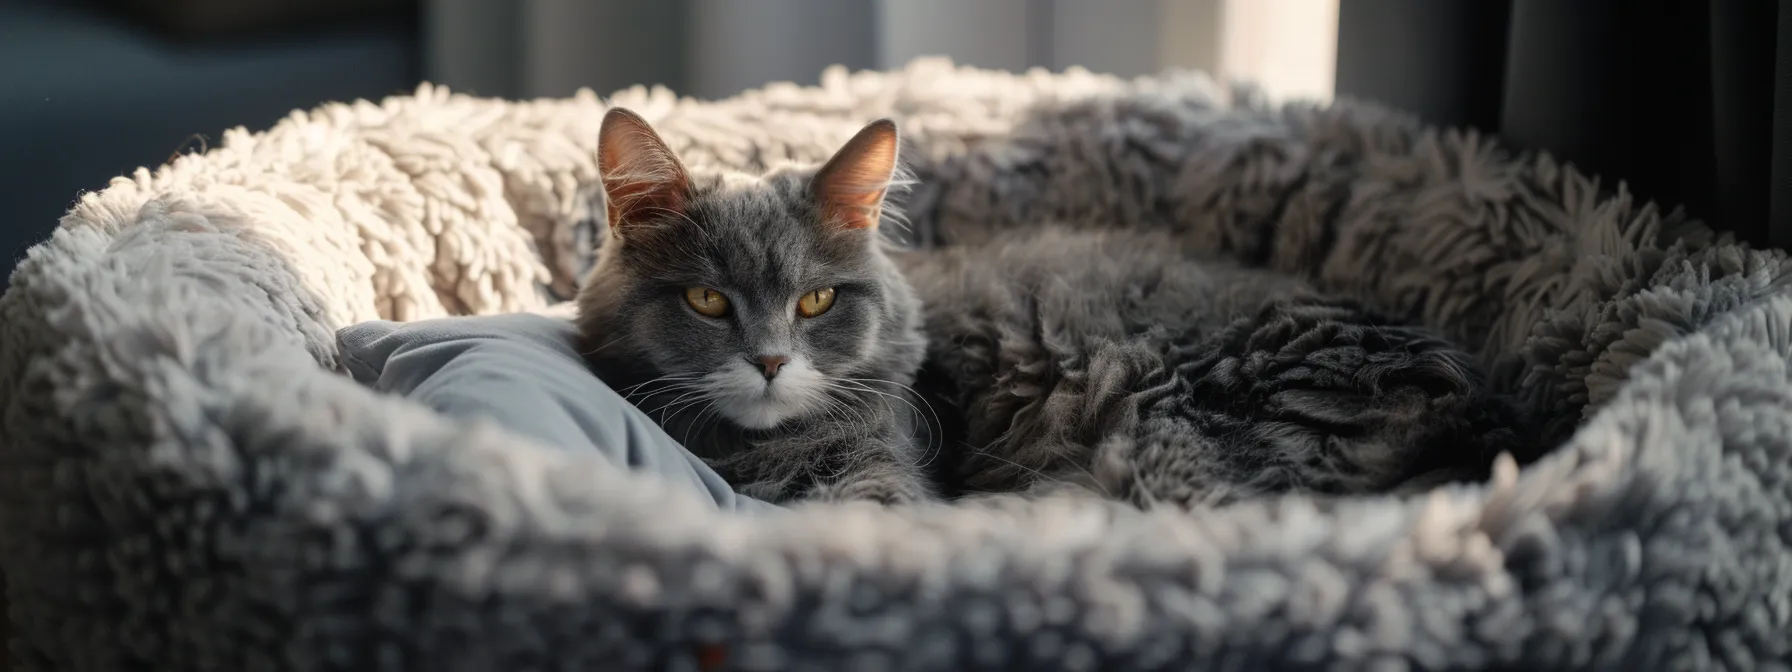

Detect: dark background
[0,0,420,286]
[1335,0,1787,251]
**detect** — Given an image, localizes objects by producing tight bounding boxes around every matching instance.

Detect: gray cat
[895,226,1523,507]
[575,108,935,505]
[574,109,1517,510]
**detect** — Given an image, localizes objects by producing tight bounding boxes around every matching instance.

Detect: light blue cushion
[336,312,777,514]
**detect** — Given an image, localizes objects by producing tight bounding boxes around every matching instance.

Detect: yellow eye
[684,287,730,317]
[796,287,837,318]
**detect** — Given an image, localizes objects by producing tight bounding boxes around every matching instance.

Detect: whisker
[658,387,714,422]
[809,397,851,435]
[661,390,716,429]
[819,384,934,476]
[830,378,945,468]
[619,374,697,393]
[628,382,698,403]
[681,399,721,448]
[639,383,705,417]
[840,377,944,436]
[820,386,874,428]
[579,333,632,357]
[817,381,888,432]
[618,374,702,400]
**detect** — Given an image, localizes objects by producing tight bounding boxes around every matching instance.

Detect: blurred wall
[425,0,686,99]
[424,0,1337,101]
[878,0,1039,73]
[688,0,877,99]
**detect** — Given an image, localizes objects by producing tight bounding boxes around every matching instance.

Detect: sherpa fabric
[2,58,1790,670]
[336,313,777,515]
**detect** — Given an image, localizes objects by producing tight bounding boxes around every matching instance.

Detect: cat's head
[575,108,924,431]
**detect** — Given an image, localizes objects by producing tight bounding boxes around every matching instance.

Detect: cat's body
[575,109,936,505]
[897,226,1523,507]
[575,109,1517,509]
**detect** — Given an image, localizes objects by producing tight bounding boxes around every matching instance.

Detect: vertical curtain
[1335,0,1786,250]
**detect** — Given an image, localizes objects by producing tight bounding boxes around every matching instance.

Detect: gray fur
[3,61,1790,671]
[899,227,1523,506]
[576,112,933,504]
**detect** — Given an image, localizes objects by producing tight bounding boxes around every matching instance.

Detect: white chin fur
[707,358,826,430]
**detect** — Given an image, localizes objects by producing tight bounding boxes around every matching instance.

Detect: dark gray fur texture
[899,227,1524,507]
[575,115,934,505]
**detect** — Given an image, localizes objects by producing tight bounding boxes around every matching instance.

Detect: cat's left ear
[812,119,900,231]
[598,107,691,238]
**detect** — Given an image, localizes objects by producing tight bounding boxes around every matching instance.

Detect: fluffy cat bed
[3,58,1789,670]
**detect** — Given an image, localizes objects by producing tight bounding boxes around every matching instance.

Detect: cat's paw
[805,477,931,506]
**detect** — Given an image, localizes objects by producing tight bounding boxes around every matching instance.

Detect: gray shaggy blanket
[2,59,1790,671]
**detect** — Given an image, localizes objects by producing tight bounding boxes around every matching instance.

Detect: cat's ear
[598,107,691,236]
[812,118,900,231]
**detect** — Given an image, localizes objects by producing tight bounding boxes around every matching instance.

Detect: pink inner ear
[603,169,686,231]
[819,181,887,231]
[815,120,898,231]
[599,110,690,233]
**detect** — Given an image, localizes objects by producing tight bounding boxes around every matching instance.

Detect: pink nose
[755,355,789,379]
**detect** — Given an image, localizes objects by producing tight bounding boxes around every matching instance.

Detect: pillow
[336,311,777,514]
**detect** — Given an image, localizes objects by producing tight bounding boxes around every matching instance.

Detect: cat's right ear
[812,118,900,232]
[598,108,691,237]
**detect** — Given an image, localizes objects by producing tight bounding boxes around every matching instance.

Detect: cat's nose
[754,354,790,380]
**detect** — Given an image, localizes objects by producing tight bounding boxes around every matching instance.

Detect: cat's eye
[684,287,731,317]
[796,287,837,318]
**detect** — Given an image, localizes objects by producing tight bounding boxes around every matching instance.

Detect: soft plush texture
[894,226,1527,506]
[1,58,1789,670]
[336,312,776,515]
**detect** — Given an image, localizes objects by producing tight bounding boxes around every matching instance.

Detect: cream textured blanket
[2,59,1789,670]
